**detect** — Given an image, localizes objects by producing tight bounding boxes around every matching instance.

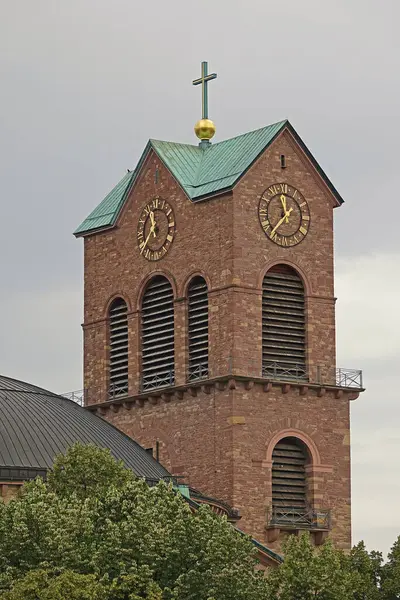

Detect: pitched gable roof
[74,120,343,236]
[150,119,286,200]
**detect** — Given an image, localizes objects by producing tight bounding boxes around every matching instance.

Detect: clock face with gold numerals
[137,197,175,261]
[258,183,311,247]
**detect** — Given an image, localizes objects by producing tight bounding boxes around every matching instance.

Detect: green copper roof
[74,119,343,236]
[74,170,135,235]
[150,119,286,200]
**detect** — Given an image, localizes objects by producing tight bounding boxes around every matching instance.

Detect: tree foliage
[266,532,399,600]
[47,443,134,500]
[0,444,267,600]
[381,536,400,599]
[266,533,354,600]
[349,541,383,599]
[1,443,400,600]
[0,570,106,600]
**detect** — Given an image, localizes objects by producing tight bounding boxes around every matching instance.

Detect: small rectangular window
[280,154,286,169]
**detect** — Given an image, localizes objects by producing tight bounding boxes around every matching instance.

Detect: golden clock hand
[140,223,156,255]
[149,211,157,238]
[270,207,293,236]
[280,194,289,223]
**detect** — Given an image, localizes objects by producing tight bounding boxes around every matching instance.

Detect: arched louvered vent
[262,265,306,380]
[142,276,174,391]
[272,437,307,525]
[188,276,209,381]
[109,298,129,398]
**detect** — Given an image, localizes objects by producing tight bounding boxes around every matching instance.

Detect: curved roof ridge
[0,374,56,396]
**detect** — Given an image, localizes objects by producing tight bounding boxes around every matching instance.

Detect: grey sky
[1,0,399,554]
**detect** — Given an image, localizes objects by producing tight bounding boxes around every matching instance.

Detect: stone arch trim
[266,428,321,466]
[264,419,322,466]
[181,271,212,298]
[257,259,312,296]
[104,292,132,318]
[135,269,178,311]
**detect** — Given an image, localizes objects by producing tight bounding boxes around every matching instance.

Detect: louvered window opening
[142,276,174,391]
[109,298,128,398]
[272,438,307,525]
[262,266,306,380]
[188,277,209,381]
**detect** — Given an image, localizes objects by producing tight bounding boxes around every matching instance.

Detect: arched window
[188,276,209,381]
[262,265,306,379]
[271,437,308,525]
[142,275,174,391]
[108,297,129,398]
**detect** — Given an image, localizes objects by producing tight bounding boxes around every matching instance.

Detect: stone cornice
[85,375,363,413]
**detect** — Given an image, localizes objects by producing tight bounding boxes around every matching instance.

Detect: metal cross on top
[192,61,217,120]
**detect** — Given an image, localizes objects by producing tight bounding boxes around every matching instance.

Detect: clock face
[137,197,175,261]
[258,183,311,247]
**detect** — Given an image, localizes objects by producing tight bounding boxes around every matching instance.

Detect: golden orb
[194,118,216,140]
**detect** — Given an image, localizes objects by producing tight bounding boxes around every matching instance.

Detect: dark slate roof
[0,375,171,481]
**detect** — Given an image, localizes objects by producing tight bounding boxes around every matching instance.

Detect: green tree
[266,532,355,600]
[1,442,392,600]
[47,443,134,500]
[381,535,400,599]
[0,443,269,600]
[0,570,106,600]
[349,541,382,599]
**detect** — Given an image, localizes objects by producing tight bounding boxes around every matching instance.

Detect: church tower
[75,63,363,552]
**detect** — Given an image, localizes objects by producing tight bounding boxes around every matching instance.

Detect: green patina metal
[74,119,343,236]
[192,61,217,120]
[175,483,191,499]
[74,170,135,235]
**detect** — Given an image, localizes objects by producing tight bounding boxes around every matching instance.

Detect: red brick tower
[75,76,363,552]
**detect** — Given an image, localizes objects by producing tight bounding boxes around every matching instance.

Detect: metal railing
[262,362,307,381]
[141,370,175,392]
[62,384,130,405]
[108,382,129,400]
[63,362,363,404]
[268,506,331,530]
[188,363,209,382]
[61,390,85,406]
[261,361,363,389]
[334,368,363,389]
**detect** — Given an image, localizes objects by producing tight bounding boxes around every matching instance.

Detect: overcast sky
[1,0,399,555]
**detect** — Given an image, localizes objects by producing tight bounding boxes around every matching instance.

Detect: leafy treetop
[0,443,399,600]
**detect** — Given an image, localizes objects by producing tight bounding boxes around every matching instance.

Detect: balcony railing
[188,363,209,382]
[334,368,363,389]
[261,361,363,389]
[268,506,331,530]
[63,362,363,405]
[61,390,85,406]
[141,370,175,392]
[262,362,307,381]
[108,382,128,400]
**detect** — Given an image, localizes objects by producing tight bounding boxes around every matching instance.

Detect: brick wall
[103,380,354,552]
[0,483,21,503]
